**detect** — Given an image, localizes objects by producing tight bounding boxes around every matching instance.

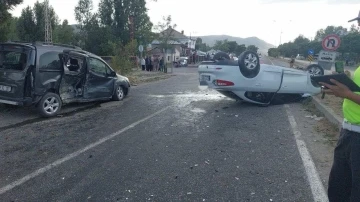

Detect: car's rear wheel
[213,52,230,60]
[238,51,260,78]
[112,85,125,101]
[38,93,62,117]
[307,64,324,76]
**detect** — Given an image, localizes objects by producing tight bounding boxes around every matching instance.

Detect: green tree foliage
[55,20,74,45]
[246,45,259,53]
[275,25,360,63]
[212,39,250,55]
[154,15,177,55]
[195,37,210,52]
[0,0,23,42]
[235,44,246,56]
[98,0,154,45]
[268,48,280,57]
[315,26,347,41]
[112,40,138,74]
[16,1,58,42]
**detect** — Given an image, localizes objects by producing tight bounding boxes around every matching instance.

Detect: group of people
[140,56,165,72]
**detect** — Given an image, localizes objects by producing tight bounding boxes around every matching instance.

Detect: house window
[168,56,170,62]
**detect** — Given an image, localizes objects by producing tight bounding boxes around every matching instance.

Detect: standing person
[159,57,164,72]
[145,56,150,71]
[141,57,146,71]
[154,57,159,71]
[289,56,295,68]
[149,56,153,71]
[321,11,360,202]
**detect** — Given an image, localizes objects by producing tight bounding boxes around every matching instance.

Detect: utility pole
[44,0,52,43]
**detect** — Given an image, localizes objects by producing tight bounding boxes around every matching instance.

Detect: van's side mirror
[110,71,116,77]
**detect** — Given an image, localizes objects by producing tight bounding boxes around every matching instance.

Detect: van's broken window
[0,49,29,71]
[65,57,85,74]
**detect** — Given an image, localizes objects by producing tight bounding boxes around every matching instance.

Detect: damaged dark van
[0,42,130,117]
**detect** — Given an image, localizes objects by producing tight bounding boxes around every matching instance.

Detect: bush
[112,40,138,75]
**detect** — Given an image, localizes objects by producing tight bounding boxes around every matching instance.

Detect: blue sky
[10,0,360,46]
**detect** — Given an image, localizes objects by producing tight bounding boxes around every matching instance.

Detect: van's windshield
[0,45,31,71]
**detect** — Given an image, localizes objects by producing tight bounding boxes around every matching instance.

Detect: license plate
[0,85,11,92]
[201,75,210,81]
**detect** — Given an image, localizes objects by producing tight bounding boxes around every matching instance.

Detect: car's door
[59,51,88,103]
[0,44,34,102]
[84,57,115,99]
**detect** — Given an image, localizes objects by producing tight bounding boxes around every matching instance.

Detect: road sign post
[308,49,314,64]
[316,34,342,70]
[322,34,341,52]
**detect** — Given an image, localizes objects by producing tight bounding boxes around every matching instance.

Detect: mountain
[195,35,275,54]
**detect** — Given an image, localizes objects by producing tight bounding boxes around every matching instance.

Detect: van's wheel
[213,52,230,60]
[38,93,62,117]
[238,51,260,78]
[112,85,125,101]
[307,64,324,76]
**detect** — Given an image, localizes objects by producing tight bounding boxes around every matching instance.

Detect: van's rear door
[0,44,34,104]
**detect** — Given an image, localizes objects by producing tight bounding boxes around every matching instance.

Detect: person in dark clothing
[159,57,164,71]
[145,56,150,71]
[149,57,153,71]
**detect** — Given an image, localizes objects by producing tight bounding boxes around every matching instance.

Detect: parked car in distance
[0,41,130,117]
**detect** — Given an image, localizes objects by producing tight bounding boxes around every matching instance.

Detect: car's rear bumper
[0,96,32,106]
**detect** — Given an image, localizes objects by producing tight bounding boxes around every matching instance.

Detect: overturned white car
[198,51,324,106]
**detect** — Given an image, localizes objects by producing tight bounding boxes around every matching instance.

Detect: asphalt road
[0,57,325,201]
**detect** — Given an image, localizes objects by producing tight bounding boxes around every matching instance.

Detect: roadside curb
[311,96,342,130]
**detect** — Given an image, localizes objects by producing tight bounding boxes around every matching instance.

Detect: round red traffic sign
[322,34,341,51]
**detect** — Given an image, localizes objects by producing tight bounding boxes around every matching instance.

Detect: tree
[155,15,177,62]
[227,41,238,53]
[16,6,36,42]
[315,26,347,41]
[16,1,58,42]
[213,40,230,52]
[247,45,259,53]
[75,0,94,30]
[98,0,154,45]
[0,0,23,42]
[55,20,74,44]
[235,44,246,56]
[268,48,280,57]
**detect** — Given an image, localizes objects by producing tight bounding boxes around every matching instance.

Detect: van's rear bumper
[0,96,32,106]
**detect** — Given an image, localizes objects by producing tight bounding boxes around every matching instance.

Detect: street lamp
[273,20,292,46]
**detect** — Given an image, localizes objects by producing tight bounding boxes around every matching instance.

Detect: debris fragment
[194,164,199,167]
[235,177,239,180]
[235,115,239,117]
[187,192,192,195]
[205,161,210,165]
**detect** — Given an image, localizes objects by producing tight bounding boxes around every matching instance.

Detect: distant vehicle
[198,51,324,106]
[296,54,305,60]
[0,41,130,117]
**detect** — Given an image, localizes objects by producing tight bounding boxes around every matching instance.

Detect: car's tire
[213,52,230,60]
[112,85,125,101]
[307,64,324,76]
[37,92,62,117]
[238,51,260,78]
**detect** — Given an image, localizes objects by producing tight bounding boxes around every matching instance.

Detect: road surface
[0,56,330,202]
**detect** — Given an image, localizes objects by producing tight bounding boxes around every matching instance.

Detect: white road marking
[0,106,171,195]
[267,57,275,65]
[284,104,329,202]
